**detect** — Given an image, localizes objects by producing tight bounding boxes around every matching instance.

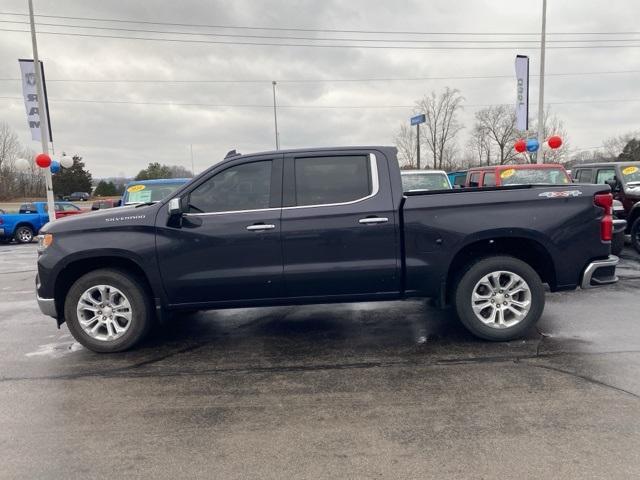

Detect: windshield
[619,164,640,185]
[123,182,186,204]
[499,168,570,186]
[402,172,451,191]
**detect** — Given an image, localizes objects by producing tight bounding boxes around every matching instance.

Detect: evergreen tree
[52,155,93,196]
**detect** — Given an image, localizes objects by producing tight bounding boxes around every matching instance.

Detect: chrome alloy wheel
[76,285,133,341]
[17,227,33,243]
[471,270,532,329]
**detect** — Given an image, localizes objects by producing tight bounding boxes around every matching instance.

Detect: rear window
[402,173,450,191]
[499,168,570,186]
[123,182,186,204]
[294,155,372,206]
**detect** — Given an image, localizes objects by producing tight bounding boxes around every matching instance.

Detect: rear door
[156,154,284,305]
[280,150,399,298]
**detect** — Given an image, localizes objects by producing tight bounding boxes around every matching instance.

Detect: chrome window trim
[283,153,378,210]
[182,153,378,217]
[185,207,280,217]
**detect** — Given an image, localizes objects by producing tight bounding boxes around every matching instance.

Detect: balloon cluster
[22,153,74,174]
[514,135,563,154]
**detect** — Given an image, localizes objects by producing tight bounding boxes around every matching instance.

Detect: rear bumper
[613,219,627,234]
[581,255,619,289]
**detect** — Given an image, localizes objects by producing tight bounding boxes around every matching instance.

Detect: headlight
[37,233,53,253]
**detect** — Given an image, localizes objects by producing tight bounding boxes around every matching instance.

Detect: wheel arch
[445,234,557,304]
[53,254,157,324]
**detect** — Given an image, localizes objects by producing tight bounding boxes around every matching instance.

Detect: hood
[42,203,161,234]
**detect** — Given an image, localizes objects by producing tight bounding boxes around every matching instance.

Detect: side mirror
[168,197,183,216]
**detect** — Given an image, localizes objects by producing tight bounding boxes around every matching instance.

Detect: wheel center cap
[495,293,505,304]
[102,306,113,317]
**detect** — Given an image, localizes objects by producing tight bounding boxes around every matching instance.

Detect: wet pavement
[1,243,639,479]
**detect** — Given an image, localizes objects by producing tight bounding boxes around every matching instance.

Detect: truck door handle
[246,224,276,231]
[358,217,389,225]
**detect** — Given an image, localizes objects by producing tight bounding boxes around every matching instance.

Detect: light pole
[27,0,55,223]
[272,81,280,150]
[536,0,547,164]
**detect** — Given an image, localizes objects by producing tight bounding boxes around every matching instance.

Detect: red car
[54,202,85,219]
[465,164,571,188]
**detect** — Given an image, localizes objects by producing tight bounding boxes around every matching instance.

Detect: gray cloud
[1,0,639,176]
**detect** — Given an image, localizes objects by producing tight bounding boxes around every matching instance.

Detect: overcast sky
[1,0,639,177]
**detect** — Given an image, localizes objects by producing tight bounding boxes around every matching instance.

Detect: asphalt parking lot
[1,244,639,479]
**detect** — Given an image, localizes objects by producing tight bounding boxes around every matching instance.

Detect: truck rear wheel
[14,226,34,244]
[453,256,545,341]
[64,268,152,352]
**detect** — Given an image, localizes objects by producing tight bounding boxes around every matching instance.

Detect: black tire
[453,256,545,341]
[631,217,640,254]
[64,268,153,352]
[612,231,625,256]
[14,225,34,244]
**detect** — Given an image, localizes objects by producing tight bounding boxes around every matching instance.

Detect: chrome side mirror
[168,197,182,216]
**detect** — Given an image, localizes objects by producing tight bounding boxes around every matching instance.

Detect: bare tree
[602,129,640,159]
[467,124,492,166]
[394,124,417,169]
[415,87,464,169]
[519,108,570,164]
[473,105,518,164]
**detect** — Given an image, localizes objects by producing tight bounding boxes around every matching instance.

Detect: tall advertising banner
[514,55,529,131]
[19,59,53,142]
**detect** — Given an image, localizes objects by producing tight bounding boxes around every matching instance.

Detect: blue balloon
[50,160,61,174]
[526,138,540,152]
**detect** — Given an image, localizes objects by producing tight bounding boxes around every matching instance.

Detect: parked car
[572,162,640,252]
[401,170,452,191]
[121,178,190,205]
[36,146,618,353]
[447,170,467,188]
[64,192,90,202]
[91,199,118,211]
[0,201,80,244]
[465,164,571,187]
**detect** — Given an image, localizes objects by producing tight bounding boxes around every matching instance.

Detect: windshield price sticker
[127,184,146,193]
[500,169,516,179]
[622,166,638,176]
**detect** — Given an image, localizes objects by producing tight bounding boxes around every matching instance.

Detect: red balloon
[35,153,52,168]
[548,135,563,149]
[514,139,527,153]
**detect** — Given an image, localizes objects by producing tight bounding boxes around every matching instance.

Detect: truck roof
[573,161,640,168]
[468,164,566,172]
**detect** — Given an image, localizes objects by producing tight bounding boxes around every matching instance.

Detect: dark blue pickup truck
[35,146,618,352]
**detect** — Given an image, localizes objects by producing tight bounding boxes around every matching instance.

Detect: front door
[156,155,283,306]
[280,150,399,299]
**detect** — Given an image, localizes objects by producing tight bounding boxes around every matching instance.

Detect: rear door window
[595,169,616,184]
[294,155,372,206]
[575,169,593,183]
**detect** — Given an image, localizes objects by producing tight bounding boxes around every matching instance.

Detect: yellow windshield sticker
[622,166,638,175]
[500,169,515,179]
[127,184,146,193]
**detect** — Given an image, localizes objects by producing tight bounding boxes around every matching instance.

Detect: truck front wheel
[453,256,545,341]
[64,268,152,352]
